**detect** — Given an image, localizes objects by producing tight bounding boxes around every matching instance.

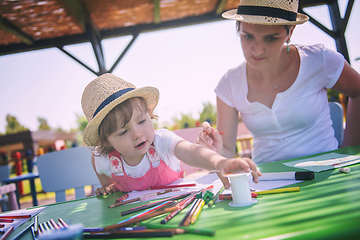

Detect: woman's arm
[216,97,240,158]
[331,61,360,147]
[91,155,117,196]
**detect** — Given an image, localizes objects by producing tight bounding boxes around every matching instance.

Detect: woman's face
[239,22,292,69]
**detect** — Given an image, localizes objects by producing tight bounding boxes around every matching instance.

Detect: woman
[198,0,360,165]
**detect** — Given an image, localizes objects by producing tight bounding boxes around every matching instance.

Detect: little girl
[81,73,260,195]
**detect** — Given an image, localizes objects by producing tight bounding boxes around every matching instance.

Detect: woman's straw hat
[222,0,309,25]
[81,73,159,146]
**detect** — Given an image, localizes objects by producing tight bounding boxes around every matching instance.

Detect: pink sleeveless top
[109,145,183,192]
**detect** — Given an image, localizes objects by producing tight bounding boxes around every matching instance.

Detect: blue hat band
[93,88,135,118]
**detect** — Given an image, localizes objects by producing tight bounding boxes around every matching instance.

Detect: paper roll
[227,173,257,207]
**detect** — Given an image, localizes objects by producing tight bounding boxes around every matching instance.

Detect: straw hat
[81,73,159,146]
[222,0,308,25]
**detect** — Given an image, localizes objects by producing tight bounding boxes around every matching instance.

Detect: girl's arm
[91,155,117,196]
[331,61,360,147]
[174,140,260,189]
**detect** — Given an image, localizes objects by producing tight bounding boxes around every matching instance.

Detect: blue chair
[0,183,18,212]
[329,101,344,147]
[36,146,101,203]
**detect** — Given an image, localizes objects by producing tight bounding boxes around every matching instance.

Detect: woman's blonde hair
[96,97,158,156]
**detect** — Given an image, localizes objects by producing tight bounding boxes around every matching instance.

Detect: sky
[0,0,359,133]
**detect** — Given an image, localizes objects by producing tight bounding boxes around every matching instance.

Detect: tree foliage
[171,102,217,130]
[38,117,51,130]
[5,114,29,134]
[199,102,217,125]
[77,114,88,132]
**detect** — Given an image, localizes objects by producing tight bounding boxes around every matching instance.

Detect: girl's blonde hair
[96,97,158,156]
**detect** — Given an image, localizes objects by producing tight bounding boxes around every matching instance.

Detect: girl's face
[239,22,292,69]
[107,105,155,165]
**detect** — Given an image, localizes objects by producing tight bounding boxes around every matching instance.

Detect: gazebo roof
[0,0,353,75]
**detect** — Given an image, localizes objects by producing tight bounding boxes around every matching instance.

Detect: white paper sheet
[283,153,360,172]
[0,206,47,231]
[123,173,301,205]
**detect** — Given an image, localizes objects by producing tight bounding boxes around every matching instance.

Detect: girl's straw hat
[222,0,309,25]
[81,73,159,146]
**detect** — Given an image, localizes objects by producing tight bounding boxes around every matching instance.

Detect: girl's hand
[95,183,117,196]
[196,121,224,154]
[216,158,262,189]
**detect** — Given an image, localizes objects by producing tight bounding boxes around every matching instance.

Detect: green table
[10,146,360,239]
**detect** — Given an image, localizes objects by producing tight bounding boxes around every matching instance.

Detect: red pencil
[204,131,224,135]
[116,193,129,203]
[0,219,13,223]
[149,183,196,190]
[0,215,31,219]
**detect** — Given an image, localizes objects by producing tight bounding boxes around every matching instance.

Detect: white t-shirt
[215,44,345,165]
[93,129,183,178]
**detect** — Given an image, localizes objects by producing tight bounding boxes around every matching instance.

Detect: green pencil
[207,186,225,207]
[139,222,215,236]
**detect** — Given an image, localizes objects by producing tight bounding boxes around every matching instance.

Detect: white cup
[226,172,257,207]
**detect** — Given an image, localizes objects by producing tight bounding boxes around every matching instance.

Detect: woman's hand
[216,157,262,189]
[95,183,117,196]
[196,121,224,154]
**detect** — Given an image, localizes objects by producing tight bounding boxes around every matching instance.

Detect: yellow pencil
[190,199,205,224]
[256,187,300,195]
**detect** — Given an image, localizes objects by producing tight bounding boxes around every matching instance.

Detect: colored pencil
[139,222,216,236]
[219,192,258,200]
[149,183,197,190]
[103,205,178,231]
[108,197,139,208]
[83,229,178,238]
[0,219,13,223]
[160,185,213,224]
[207,186,225,207]
[256,187,300,195]
[0,226,14,240]
[191,199,205,224]
[58,218,68,228]
[115,193,129,203]
[12,222,34,240]
[160,192,197,224]
[121,192,191,216]
[49,219,60,230]
[204,131,224,135]
[109,189,173,208]
[34,215,39,234]
[179,198,199,226]
[124,201,174,222]
[38,222,45,233]
[30,226,37,240]
[0,215,31,219]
